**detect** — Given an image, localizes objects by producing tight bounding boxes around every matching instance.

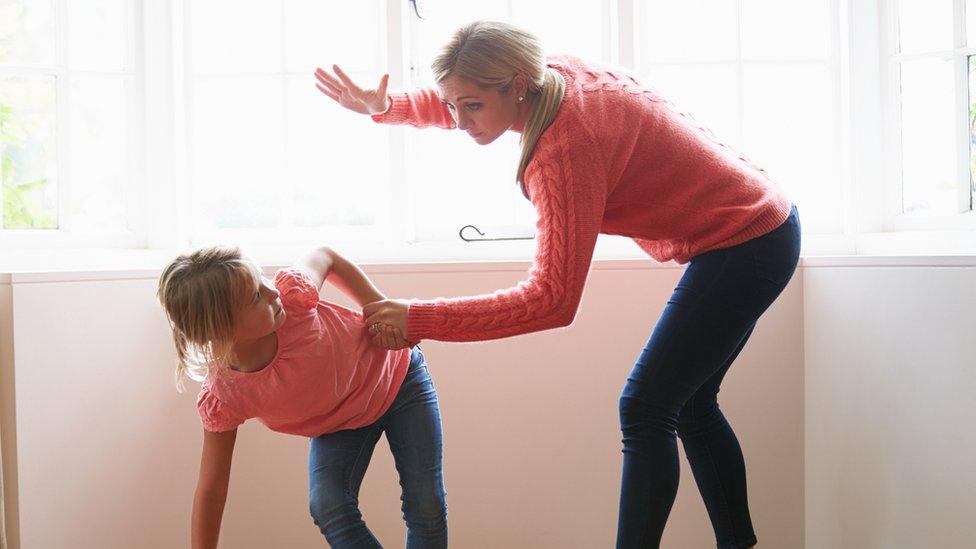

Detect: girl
[316,20,799,549]
[157,245,447,548]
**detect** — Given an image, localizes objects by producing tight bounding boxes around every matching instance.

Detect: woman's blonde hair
[432,21,565,198]
[156,246,261,391]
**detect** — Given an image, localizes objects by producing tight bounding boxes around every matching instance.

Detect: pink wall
[1,261,804,548]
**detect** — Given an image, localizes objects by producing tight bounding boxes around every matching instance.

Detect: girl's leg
[382,347,448,549]
[308,423,385,548]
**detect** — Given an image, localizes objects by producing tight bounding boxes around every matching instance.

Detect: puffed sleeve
[196,388,246,432]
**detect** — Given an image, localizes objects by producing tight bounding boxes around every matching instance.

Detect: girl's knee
[309,487,361,529]
[401,489,448,529]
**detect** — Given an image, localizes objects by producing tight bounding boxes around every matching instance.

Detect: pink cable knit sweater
[372,55,792,343]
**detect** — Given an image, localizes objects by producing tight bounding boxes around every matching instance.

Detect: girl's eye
[465,103,481,111]
[443,101,456,111]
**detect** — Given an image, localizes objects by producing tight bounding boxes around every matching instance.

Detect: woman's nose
[455,112,470,130]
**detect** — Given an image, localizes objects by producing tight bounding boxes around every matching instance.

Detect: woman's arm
[314,64,455,129]
[191,428,237,549]
[365,130,609,343]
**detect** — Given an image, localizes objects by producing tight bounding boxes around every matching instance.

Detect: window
[3,0,973,260]
[393,0,613,244]
[635,0,842,235]
[184,0,390,246]
[884,0,976,229]
[0,0,137,244]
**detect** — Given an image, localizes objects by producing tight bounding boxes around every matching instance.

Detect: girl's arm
[191,428,238,549]
[294,246,385,308]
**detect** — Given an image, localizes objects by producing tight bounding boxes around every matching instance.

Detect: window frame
[0,0,145,249]
[881,0,976,232]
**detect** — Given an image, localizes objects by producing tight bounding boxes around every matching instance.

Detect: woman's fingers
[315,75,344,97]
[314,68,345,92]
[315,83,340,102]
[332,65,364,96]
[377,74,389,99]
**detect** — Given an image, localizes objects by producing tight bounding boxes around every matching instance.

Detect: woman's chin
[471,132,499,145]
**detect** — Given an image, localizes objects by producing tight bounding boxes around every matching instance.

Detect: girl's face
[438,74,528,145]
[233,275,285,342]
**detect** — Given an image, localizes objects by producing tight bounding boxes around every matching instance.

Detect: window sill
[1,232,974,284]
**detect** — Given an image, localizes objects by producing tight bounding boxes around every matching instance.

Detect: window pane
[412,130,524,241]
[191,77,282,229]
[900,57,955,214]
[640,64,742,150]
[189,0,282,74]
[898,0,953,54]
[67,76,128,231]
[968,0,976,46]
[0,0,56,66]
[284,0,384,74]
[66,0,127,71]
[410,0,509,85]
[511,0,608,63]
[742,63,840,233]
[284,75,385,227]
[740,0,830,60]
[640,1,738,65]
[0,75,57,229]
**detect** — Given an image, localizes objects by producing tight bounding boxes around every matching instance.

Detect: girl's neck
[228,331,278,373]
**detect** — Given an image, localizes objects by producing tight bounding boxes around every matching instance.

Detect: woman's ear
[512,74,529,99]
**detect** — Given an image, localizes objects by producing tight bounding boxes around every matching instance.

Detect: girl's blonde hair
[156,246,261,391]
[432,21,565,198]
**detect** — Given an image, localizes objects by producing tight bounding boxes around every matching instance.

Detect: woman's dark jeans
[617,206,801,549]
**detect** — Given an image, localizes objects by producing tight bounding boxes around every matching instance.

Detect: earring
[517,96,524,102]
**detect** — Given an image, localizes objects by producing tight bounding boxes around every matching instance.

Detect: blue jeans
[308,347,447,548]
[617,206,801,549]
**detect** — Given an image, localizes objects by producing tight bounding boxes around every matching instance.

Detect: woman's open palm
[314,64,390,115]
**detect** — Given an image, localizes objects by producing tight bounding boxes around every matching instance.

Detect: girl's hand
[314,64,390,115]
[364,299,413,349]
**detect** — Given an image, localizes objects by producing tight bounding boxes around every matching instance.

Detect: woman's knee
[618,389,680,437]
[676,397,722,439]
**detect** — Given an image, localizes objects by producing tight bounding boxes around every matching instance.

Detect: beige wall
[1,279,14,549]
[1,261,803,548]
[803,265,976,549]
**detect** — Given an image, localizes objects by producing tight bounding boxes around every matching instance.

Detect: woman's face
[438,74,527,145]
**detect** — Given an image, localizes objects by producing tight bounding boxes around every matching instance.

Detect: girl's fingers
[377,74,389,98]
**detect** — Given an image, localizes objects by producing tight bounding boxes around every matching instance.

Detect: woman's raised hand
[314,64,390,115]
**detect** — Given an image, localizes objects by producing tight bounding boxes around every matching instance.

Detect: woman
[315,20,799,549]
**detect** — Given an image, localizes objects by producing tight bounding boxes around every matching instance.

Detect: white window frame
[4,0,975,262]
[881,0,976,232]
[0,0,145,250]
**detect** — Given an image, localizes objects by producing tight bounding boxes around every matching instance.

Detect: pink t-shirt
[196,268,410,437]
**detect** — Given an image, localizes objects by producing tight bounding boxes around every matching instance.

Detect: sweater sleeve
[371,88,457,129]
[405,127,607,342]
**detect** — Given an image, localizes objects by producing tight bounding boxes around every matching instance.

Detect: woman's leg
[382,347,448,549]
[308,423,385,547]
[616,207,801,549]
[676,323,757,549]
